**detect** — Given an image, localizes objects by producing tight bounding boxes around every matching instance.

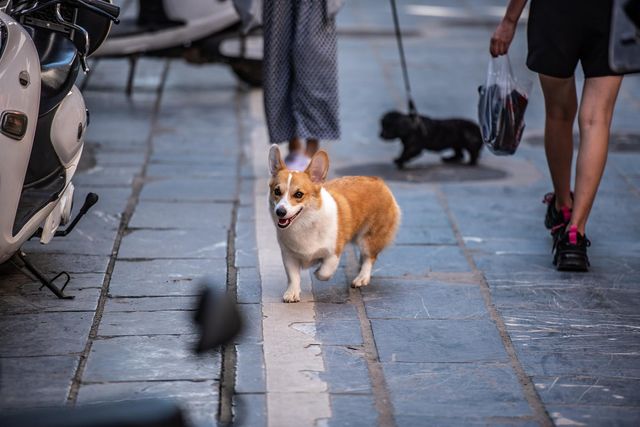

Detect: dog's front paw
[282,288,301,303]
[314,268,333,281]
[351,274,371,288]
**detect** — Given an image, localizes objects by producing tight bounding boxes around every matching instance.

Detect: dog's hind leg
[315,254,340,281]
[352,252,375,288]
[352,233,382,288]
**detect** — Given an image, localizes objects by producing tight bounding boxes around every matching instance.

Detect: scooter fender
[0,12,42,264]
[50,85,86,167]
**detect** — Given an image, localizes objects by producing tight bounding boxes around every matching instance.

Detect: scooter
[91,0,263,95]
[0,0,120,298]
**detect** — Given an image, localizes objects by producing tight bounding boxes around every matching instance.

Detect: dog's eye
[294,191,304,199]
[274,187,282,196]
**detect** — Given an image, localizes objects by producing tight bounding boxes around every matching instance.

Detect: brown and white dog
[268,145,401,302]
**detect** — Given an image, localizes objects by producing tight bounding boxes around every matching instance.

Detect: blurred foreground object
[0,399,189,427]
[194,278,243,353]
[92,0,263,93]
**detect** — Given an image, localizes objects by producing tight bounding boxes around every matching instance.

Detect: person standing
[490,0,624,271]
[262,0,342,171]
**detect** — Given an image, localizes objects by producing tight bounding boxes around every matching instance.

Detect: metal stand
[14,193,99,299]
[126,55,139,97]
[14,251,74,299]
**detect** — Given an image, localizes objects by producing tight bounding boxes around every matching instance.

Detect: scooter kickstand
[14,251,74,300]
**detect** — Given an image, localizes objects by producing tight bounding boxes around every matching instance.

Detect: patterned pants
[263,0,341,144]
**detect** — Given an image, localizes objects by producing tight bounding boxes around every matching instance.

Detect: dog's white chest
[276,189,338,267]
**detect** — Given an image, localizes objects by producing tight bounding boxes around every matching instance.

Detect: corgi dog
[268,144,401,303]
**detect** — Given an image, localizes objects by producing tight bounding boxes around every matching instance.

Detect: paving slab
[233,393,267,427]
[0,356,79,408]
[372,319,508,363]
[547,405,640,427]
[117,229,228,259]
[10,253,111,275]
[321,346,372,394]
[374,245,471,277]
[98,310,196,337]
[235,344,266,394]
[0,285,101,315]
[534,376,640,407]
[146,162,237,178]
[235,303,263,345]
[104,296,198,312]
[361,278,487,320]
[108,258,226,297]
[73,165,139,188]
[237,267,261,304]
[139,177,237,203]
[326,394,378,427]
[128,201,233,230]
[0,312,94,357]
[83,335,220,382]
[383,362,531,419]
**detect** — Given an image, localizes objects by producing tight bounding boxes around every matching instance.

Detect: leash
[389,0,419,119]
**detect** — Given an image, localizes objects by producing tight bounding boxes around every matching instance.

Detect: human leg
[539,74,578,211]
[292,0,340,142]
[571,75,623,233]
[263,0,295,144]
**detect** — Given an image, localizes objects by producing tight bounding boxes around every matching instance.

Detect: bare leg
[306,138,320,157]
[282,251,302,303]
[539,74,578,210]
[571,76,623,234]
[288,137,302,154]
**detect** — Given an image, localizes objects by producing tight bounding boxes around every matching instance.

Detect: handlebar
[71,0,119,23]
[13,0,120,23]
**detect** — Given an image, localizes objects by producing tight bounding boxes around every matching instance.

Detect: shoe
[553,225,591,272]
[543,192,572,236]
[284,152,310,171]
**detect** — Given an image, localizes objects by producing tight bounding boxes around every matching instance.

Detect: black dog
[380,111,483,169]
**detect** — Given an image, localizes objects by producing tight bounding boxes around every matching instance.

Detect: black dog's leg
[394,143,422,169]
[442,148,464,164]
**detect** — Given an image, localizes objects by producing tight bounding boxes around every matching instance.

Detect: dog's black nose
[276,207,287,218]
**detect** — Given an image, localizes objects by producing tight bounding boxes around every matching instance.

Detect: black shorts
[527,0,619,78]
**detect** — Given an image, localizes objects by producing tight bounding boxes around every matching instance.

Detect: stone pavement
[1,1,640,426]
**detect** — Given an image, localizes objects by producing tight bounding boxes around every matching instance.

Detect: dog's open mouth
[277,208,303,229]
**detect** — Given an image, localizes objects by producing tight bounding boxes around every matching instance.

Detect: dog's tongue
[278,218,289,226]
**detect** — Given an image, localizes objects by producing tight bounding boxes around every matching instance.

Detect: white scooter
[0,0,119,298]
[91,0,263,94]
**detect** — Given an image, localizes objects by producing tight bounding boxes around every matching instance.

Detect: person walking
[490,0,625,271]
[262,0,342,171]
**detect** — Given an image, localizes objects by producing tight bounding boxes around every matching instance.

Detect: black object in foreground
[194,278,243,353]
[0,399,188,427]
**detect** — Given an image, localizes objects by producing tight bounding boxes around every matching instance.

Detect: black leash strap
[389,0,418,117]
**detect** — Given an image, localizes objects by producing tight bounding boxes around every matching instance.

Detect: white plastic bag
[478,55,531,155]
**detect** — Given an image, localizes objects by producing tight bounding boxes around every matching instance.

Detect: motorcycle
[0,0,120,298]
[91,0,263,95]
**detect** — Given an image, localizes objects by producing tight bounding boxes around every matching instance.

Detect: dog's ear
[305,150,329,183]
[268,144,286,177]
